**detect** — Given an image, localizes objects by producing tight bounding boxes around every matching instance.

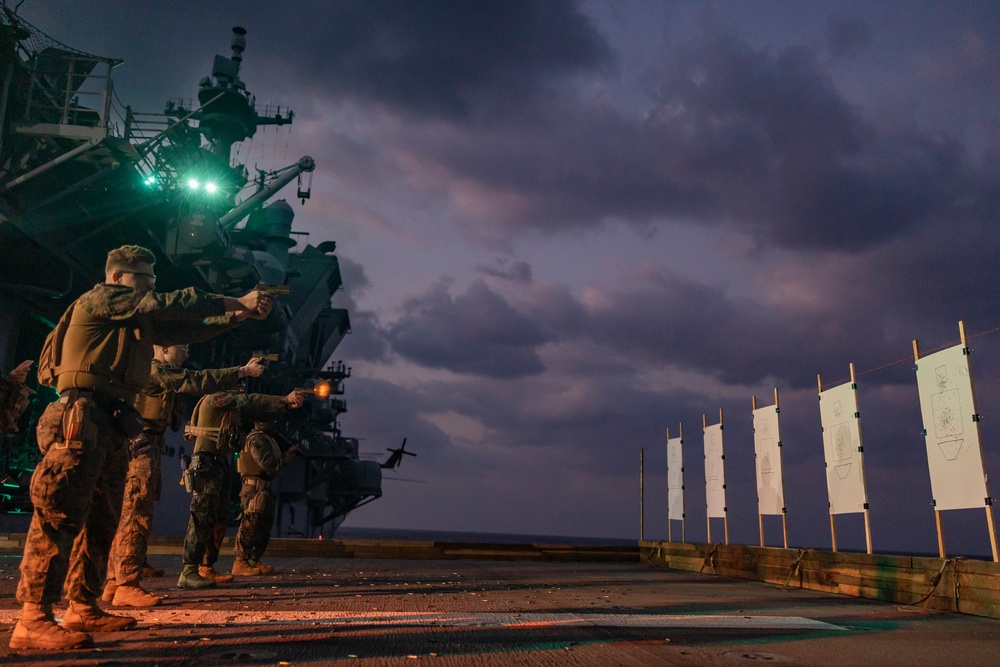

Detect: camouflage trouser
[181,453,231,567]
[234,477,276,562]
[17,394,129,605]
[106,431,163,586]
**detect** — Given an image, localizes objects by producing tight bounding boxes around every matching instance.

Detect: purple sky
[19,1,1000,555]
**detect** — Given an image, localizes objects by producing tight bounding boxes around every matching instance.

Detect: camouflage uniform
[182,392,288,570]
[235,427,289,563]
[0,372,31,434]
[106,360,243,588]
[17,283,235,607]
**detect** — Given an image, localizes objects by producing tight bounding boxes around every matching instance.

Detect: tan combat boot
[112,584,162,608]
[62,600,137,633]
[142,560,164,578]
[255,560,275,574]
[199,566,234,583]
[177,564,216,589]
[9,602,93,650]
[232,557,266,576]
[101,579,118,603]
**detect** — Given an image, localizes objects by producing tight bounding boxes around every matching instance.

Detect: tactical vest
[237,430,282,479]
[134,387,177,430]
[40,288,153,402]
[37,298,79,389]
[184,393,243,455]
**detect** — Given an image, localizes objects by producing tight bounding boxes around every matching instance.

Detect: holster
[112,399,145,438]
[37,392,97,454]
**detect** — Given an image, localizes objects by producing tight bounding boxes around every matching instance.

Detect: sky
[14,0,1000,556]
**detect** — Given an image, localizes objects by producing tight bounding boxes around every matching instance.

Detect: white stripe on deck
[0,609,846,631]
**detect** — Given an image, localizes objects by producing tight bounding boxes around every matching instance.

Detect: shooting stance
[101,345,266,607]
[233,421,299,575]
[11,245,273,650]
[178,389,304,589]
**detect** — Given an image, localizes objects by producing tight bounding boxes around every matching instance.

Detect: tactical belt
[186,425,223,439]
[193,450,229,463]
[59,387,136,412]
[58,388,108,411]
[243,477,272,489]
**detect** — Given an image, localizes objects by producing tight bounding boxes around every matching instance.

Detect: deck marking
[0,609,846,630]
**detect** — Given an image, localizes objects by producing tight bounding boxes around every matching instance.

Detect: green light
[205,182,218,193]
[144,175,156,186]
[187,178,200,189]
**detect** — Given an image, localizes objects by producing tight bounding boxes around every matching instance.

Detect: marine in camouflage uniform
[11,245,273,651]
[232,422,299,575]
[102,346,265,607]
[178,389,303,589]
[0,359,33,435]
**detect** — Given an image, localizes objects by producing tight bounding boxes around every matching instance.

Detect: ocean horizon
[0,513,632,547]
[332,525,635,546]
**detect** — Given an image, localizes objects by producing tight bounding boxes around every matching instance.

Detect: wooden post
[679,421,685,543]
[640,448,645,541]
[987,502,999,563]
[665,427,671,543]
[721,407,729,545]
[753,394,764,547]
[704,413,711,544]
[959,321,1000,562]
[915,338,947,559]
[819,372,838,552]
[776,387,788,549]
[852,362,874,555]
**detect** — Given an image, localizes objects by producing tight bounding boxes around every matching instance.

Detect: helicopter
[380,438,416,470]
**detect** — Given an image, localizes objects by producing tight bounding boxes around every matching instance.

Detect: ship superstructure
[0,5,382,536]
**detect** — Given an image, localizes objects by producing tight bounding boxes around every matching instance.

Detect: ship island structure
[0,6,382,538]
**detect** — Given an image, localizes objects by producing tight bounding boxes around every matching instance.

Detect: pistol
[255,283,292,296]
[294,380,333,399]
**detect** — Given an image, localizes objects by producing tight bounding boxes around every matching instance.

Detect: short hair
[106,245,156,273]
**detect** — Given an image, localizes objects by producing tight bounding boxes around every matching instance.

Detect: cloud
[364,30,980,256]
[386,279,553,378]
[825,14,873,58]
[329,256,389,363]
[475,259,533,283]
[260,0,614,121]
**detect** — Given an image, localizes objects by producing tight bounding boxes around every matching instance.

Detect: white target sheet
[915,344,989,511]
[818,381,869,514]
[753,405,785,515]
[703,423,727,518]
[667,435,684,521]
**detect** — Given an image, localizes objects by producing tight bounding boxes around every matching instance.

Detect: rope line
[828,322,1000,387]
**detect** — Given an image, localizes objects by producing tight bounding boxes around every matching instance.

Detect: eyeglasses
[120,271,156,282]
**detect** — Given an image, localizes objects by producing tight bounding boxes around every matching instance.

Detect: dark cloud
[397,32,978,254]
[265,0,614,120]
[825,14,872,58]
[327,256,389,363]
[387,279,553,378]
[475,259,533,284]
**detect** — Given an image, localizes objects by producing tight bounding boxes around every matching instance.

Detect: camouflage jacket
[237,429,284,479]
[51,283,235,401]
[185,392,289,456]
[134,360,244,433]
